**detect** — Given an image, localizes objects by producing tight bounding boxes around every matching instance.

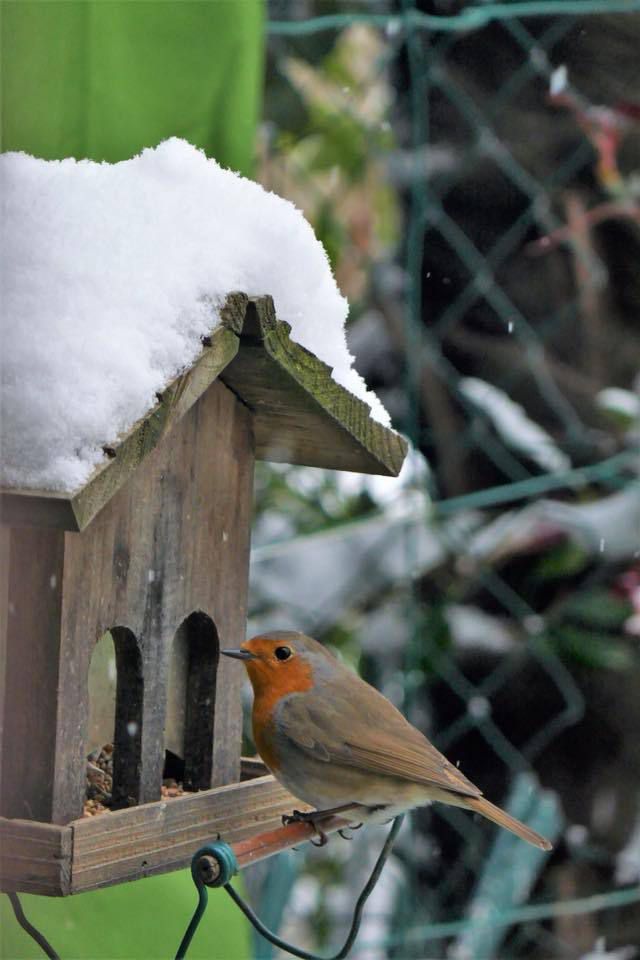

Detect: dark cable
[177,815,404,960]
[6,892,61,960]
[226,815,403,960]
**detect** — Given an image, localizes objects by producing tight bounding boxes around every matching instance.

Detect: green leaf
[550,624,633,671]
[534,541,589,580]
[561,589,632,630]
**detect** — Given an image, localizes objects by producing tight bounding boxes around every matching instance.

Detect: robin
[222,631,552,850]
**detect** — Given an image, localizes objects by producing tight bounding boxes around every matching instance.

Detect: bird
[222,630,552,851]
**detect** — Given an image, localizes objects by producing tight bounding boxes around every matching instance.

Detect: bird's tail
[464,795,552,850]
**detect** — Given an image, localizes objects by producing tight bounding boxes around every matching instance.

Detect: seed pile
[84,743,113,816]
[83,744,190,816]
[161,778,187,799]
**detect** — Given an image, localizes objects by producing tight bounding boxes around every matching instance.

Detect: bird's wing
[277,680,481,800]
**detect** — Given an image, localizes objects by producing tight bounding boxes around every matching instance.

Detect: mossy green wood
[1,295,407,531]
[223,294,408,477]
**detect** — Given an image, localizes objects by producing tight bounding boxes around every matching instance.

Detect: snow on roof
[0,138,390,492]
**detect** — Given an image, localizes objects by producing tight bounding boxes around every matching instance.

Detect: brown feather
[278,677,482,800]
[463,795,552,850]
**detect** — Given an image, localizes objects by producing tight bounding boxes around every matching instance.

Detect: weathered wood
[218,291,249,336]
[0,527,9,802]
[0,528,65,821]
[0,818,72,896]
[221,296,407,476]
[69,775,298,893]
[0,490,79,530]
[1,292,406,532]
[50,378,254,823]
[0,775,309,897]
[0,324,239,531]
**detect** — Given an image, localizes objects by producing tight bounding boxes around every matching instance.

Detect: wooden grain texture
[0,324,239,532]
[0,776,324,897]
[221,296,408,477]
[0,817,72,896]
[0,491,79,530]
[51,378,254,824]
[0,527,9,803]
[69,775,299,893]
[0,528,65,821]
[1,291,406,532]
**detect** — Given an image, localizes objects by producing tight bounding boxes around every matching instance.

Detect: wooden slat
[0,491,78,530]
[221,296,407,477]
[69,775,301,893]
[0,818,72,896]
[0,528,65,822]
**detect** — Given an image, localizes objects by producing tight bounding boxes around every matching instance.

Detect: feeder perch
[0,292,407,896]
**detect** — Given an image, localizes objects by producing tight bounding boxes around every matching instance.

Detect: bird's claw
[338,822,363,840]
[310,826,328,847]
[282,809,329,846]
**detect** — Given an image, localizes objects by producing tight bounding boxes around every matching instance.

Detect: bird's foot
[282,808,316,827]
[338,822,364,840]
[310,826,328,847]
[283,808,349,847]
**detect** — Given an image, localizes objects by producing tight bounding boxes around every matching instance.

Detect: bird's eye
[275,646,292,661]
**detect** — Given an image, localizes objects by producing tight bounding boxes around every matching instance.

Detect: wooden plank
[69,775,300,893]
[220,296,407,477]
[0,818,72,896]
[52,378,254,823]
[0,491,79,530]
[0,528,65,822]
[0,324,239,531]
[0,527,9,802]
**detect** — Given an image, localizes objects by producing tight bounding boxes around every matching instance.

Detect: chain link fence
[247,2,640,958]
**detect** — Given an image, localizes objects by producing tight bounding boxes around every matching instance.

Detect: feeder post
[0,526,66,823]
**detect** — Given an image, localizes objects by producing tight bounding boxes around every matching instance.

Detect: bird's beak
[221,648,257,661]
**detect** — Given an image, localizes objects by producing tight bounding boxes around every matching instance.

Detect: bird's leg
[282,803,365,846]
[280,809,326,846]
[283,803,363,826]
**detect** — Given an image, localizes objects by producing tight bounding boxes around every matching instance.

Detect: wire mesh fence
[249,2,640,957]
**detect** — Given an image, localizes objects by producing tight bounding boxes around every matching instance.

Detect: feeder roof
[1,293,407,531]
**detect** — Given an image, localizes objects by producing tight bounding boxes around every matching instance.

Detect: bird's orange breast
[248,657,314,774]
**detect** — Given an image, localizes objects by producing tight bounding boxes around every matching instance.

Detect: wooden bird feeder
[0,293,407,897]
